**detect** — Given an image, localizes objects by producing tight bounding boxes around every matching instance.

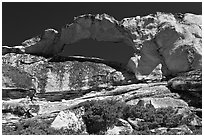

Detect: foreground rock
[169,125,193,135]
[51,107,86,133]
[2,83,175,116]
[2,81,202,135]
[106,118,133,135]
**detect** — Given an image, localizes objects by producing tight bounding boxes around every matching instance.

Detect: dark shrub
[2,118,87,135]
[82,99,127,134]
[3,100,202,135]
[81,100,202,135]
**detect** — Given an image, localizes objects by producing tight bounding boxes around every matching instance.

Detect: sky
[2,2,202,46]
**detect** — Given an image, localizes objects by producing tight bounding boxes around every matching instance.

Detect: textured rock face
[2,59,37,99]
[124,13,202,77]
[51,107,86,133]
[2,53,136,97]
[154,13,202,76]
[167,69,202,107]
[167,69,202,92]
[2,64,34,89]
[2,53,46,99]
[3,46,25,55]
[3,13,201,78]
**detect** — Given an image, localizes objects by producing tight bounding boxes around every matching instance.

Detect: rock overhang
[23,13,136,58]
[58,39,135,66]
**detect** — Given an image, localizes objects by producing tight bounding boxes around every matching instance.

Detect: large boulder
[154,13,202,76]
[50,107,86,133]
[124,12,202,77]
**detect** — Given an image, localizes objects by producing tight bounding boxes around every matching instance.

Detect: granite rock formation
[2,53,137,100]
[2,13,202,78]
[167,69,202,107]
[123,13,202,77]
[2,12,202,135]
[22,14,135,57]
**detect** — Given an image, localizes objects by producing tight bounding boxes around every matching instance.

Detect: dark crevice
[49,55,128,72]
[19,60,44,65]
[192,33,202,39]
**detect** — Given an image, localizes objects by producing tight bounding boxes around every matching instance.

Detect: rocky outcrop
[124,13,202,77]
[2,62,36,99]
[2,64,34,89]
[2,12,202,135]
[22,14,135,57]
[2,82,178,116]
[2,53,137,100]
[3,13,201,78]
[167,69,202,92]
[2,82,202,135]
[167,69,202,107]
[3,46,25,55]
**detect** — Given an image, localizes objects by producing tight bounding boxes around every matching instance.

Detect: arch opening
[58,39,135,69]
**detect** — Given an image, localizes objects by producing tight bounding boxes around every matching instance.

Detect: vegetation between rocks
[2,118,87,135]
[82,99,202,135]
[2,99,202,135]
